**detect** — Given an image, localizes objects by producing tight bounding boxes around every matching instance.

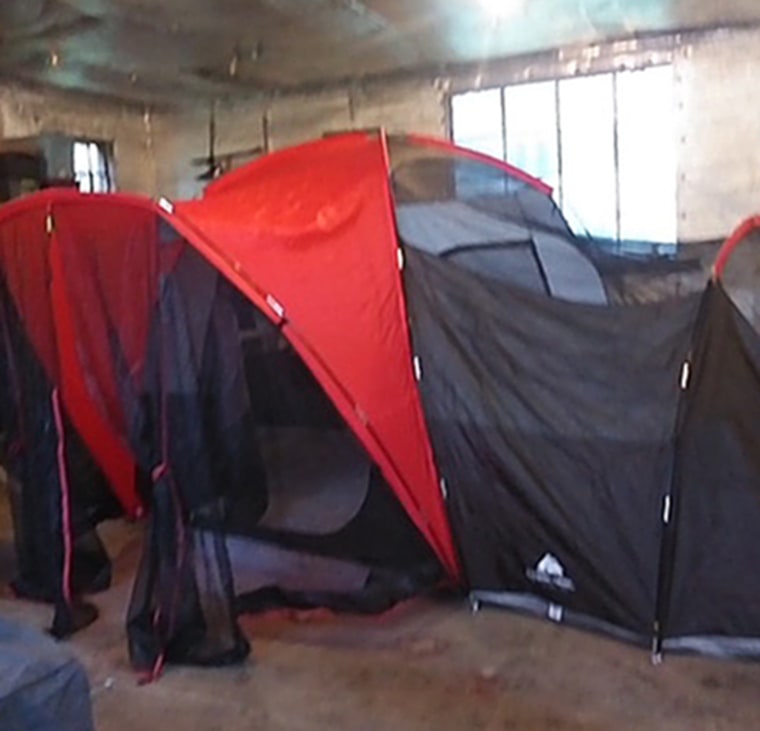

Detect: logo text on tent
[526,553,575,593]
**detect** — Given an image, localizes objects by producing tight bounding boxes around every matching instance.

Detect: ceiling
[1,0,760,105]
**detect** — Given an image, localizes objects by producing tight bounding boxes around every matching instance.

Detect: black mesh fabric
[662,283,760,645]
[402,246,699,638]
[662,231,760,655]
[125,240,440,672]
[389,137,569,238]
[720,230,760,333]
[0,205,441,674]
[389,136,607,304]
[389,135,715,308]
[0,276,117,638]
[125,238,249,670]
[578,238,719,306]
[391,136,760,654]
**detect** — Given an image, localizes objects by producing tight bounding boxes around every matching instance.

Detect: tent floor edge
[469,590,650,650]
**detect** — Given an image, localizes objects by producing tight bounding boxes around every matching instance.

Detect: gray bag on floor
[0,616,95,731]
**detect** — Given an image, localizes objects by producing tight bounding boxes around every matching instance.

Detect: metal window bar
[500,86,508,164]
[554,79,563,210]
[612,71,623,246]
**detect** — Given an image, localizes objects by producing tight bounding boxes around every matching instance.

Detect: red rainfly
[176,133,461,578]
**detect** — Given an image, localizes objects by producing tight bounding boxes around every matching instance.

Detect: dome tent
[0,130,758,674]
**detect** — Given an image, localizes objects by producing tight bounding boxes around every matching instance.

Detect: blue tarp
[0,617,94,731]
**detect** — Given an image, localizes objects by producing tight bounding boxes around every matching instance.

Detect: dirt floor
[3,497,760,730]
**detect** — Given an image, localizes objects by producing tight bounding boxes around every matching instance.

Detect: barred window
[72,140,114,193]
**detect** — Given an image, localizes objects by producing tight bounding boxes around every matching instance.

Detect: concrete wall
[0,84,157,196]
[675,30,760,241]
[151,102,267,201]
[152,28,760,242]
[260,80,446,148]
[150,79,445,202]
[5,27,758,244]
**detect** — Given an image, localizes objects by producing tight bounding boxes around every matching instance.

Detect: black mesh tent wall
[389,135,760,658]
[661,228,760,656]
[130,246,440,666]
[128,242,440,672]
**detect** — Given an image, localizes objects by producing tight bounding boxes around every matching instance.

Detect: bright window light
[477,0,524,19]
[72,140,113,193]
[617,66,677,243]
[504,81,559,192]
[451,88,504,160]
[450,64,678,243]
[559,74,618,240]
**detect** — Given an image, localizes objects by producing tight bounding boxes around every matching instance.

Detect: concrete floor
[3,502,760,729]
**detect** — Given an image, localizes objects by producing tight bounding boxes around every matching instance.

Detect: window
[451,88,504,161]
[503,81,559,192]
[72,140,113,193]
[451,65,677,243]
[559,74,617,240]
[616,66,677,244]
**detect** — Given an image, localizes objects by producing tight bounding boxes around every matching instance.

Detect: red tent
[177,133,461,576]
[2,131,542,668]
[4,130,757,673]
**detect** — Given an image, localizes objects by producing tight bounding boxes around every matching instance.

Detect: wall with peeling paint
[151,102,267,202]
[0,84,157,196]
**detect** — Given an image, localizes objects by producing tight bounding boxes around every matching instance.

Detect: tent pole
[650,289,712,666]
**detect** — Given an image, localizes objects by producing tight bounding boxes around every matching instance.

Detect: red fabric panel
[49,240,137,512]
[713,215,760,280]
[0,205,59,382]
[0,194,143,513]
[49,198,166,516]
[176,133,461,579]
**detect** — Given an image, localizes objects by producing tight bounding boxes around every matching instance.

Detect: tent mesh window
[390,136,716,306]
[720,229,760,334]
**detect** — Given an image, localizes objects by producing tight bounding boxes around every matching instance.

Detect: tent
[0,130,758,675]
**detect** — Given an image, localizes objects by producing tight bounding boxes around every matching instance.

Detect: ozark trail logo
[526,553,575,592]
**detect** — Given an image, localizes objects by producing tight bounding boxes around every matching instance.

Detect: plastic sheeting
[0,617,94,731]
